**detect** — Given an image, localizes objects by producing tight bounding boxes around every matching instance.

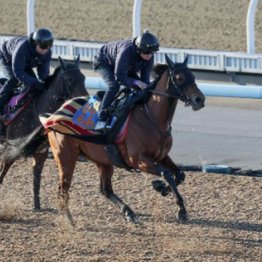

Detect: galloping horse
[48,55,205,223]
[0,56,87,210]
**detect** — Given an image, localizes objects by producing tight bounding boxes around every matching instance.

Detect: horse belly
[78,141,112,164]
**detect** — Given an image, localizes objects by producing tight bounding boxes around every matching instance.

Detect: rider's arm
[37,50,52,81]
[114,47,138,87]
[12,42,38,86]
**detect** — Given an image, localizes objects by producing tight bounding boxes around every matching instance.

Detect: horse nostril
[195,97,202,104]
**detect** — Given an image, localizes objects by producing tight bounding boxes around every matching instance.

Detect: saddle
[0,81,37,125]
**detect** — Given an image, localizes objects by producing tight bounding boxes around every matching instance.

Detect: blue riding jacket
[0,35,52,86]
[96,39,154,87]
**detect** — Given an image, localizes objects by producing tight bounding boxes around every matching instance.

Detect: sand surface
[1,1,262,53]
[0,158,261,262]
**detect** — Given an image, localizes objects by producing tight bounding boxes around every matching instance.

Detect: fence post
[133,0,142,37]
[27,0,35,35]
[246,0,259,54]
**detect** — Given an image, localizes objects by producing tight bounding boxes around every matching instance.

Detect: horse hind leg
[0,160,15,184]
[57,180,75,226]
[48,132,79,226]
[98,163,139,224]
[55,159,78,227]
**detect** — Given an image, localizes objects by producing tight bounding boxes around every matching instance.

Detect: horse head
[165,54,205,111]
[45,55,87,102]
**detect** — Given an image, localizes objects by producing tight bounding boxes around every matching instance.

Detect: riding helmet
[32,28,54,49]
[135,29,159,54]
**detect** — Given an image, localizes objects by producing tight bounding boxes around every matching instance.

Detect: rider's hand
[133,80,147,89]
[33,81,45,91]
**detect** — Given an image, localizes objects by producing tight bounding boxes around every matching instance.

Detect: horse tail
[0,126,45,161]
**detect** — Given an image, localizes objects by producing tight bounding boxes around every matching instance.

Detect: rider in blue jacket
[0,28,53,114]
[93,29,160,130]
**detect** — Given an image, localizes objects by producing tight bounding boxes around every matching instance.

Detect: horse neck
[147,71,178,126]
[34,72,67,114]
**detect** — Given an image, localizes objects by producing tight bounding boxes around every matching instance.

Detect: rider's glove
[133,80,147,90]
[33,81,45,91]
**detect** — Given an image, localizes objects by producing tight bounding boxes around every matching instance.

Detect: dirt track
[0,1,262,262]
[0,158,261,262]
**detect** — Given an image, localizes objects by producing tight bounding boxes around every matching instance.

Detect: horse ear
[183,55,188,65]
[165,54,175,70]
[58,56,66,70]
[75,54,80,67]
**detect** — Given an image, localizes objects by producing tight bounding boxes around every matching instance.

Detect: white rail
[84,76,262,99]
[1,35,262,74]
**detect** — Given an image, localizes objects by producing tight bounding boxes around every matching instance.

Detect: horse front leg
[32,141,49,211]
[160,168,187,222]
[97,163,139,223]
[138,158,187,222]
[152,155,185,196]
[161,155,185,185]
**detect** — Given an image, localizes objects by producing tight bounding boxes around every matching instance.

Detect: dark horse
[0,56,87,210]
[47,54,205,224]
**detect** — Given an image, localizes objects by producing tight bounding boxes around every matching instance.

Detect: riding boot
[94,85,120,130]
[94,64,120,130]
[0,78,18,115]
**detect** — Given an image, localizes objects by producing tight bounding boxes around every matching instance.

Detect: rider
[0,28,54,115]
[93,29,160,130]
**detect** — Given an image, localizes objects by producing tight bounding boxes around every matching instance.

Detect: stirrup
[94,120,107,130]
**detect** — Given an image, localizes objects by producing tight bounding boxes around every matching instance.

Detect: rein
[148,89,176,97]
[142,67,193,143]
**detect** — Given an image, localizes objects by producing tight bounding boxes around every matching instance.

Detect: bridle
[149,67,195,105]
[143,67,196,140]
[53,67,80,102]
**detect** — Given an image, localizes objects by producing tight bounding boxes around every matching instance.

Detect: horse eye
[175,74,185,85]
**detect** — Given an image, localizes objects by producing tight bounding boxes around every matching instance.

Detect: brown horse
[47,54,205,224]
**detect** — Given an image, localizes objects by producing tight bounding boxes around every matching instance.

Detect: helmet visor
[39,39,54,49]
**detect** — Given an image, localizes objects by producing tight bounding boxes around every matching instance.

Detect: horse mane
[150,63,169,89]
[151,63,168,80]
[44,61,79,87]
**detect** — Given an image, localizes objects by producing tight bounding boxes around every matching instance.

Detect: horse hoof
[152,180,171,196]
[177,209,188,223]
[126,213,139,224]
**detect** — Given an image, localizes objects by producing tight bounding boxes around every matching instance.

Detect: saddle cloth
[39,96,130,144]
[0,84,34,125]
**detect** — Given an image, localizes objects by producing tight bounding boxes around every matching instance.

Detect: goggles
[142,50,156,55]
[38,39,53,49]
